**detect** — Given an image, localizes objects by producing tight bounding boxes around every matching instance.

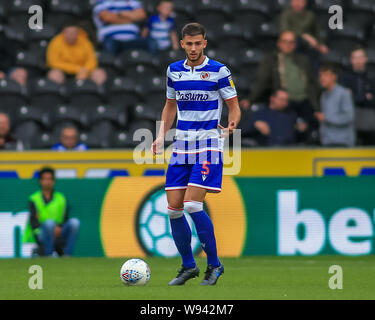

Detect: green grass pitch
[1,256,374,300]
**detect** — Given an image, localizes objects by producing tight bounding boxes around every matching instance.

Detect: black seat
[111,130,138,149]
[125,64,160,81]
[26,23,57,54]
[14,105,48,129]
[139,76,166,106]
[158,49,186,72]
[195,0,232,20]
[7,0,45,31]
[15,50,47,79]
[327,23,366,51]
[132,103,163,122]
[205,48,231,67]
[3,24,28,51]
[129,119,156,140]
[312,0,345,12]
[233,0,269,28]
[108,77,141,107]
[89,120,117,140]
[117,49,158,69]
[216,23,253,51]
[13,120,42,144]
[0,79,28,108]
[86,104,129,130]
[46,0,82,30]
[229,48,264,75]
[28,78,66,108]
[66,79,106,106]
[256,22,279,51]
[97,51,119,78]
[30,132,57,150]
[49,105,86,130]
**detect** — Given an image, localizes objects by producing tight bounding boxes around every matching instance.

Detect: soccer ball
[120,259,151,286]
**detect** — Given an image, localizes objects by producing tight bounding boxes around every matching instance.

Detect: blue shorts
[165,152,223,193]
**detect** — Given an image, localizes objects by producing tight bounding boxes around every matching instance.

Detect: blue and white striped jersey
[93,0,143,42]
[167,56,237,154]
[147,14,175,50]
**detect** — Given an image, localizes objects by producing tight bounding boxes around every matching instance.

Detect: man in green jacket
[240,31,320,143]
[23,167,80,256]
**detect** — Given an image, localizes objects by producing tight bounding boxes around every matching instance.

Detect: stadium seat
[216,23,253,51]
[327,23,366,51]
[195,0,232,18]
[255,22,279,51]
[138,76,166,106]
[89,120,117,140]
[80,131,111,149]
[157,49,186,72]
[14,105,48,129]
[13,120,42,145]
[345,11,375,29]
[7,0,45,31]
[128,119,156,141]
[108,77,141,107]
[97,51,120,78]
[3,24,28,51]
[125,64,160,82]
[233,0,270,29]
[46,0,82,30]
[66,79,106,106]
[229,48,264,74]
[0,79,28,108]
[26,23,57,54]
[86,105,129,130]
[49,105,86,131]
[132,103,163,122]
[15,50,47,79]
[320,49,346,68]
[30,132,57,150]
[28,78,66,108]
[173,0,195,19]
[205,49,231,66]
[312,0,344,12]
[117,49,158,70]
[111,130,138,149]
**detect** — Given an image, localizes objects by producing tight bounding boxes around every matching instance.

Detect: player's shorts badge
[200,72,210,80]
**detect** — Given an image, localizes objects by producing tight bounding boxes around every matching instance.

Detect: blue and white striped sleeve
[166,66,176,100]
[218,66,237,101]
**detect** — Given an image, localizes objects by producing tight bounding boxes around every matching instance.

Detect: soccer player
[151,23,241,285]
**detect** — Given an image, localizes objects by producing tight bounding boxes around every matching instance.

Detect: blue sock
[189,210,220,268]
[170,214,196,269]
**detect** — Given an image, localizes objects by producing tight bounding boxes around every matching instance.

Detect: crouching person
[23,167,80,257]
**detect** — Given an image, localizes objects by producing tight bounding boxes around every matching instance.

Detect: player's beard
[187,50,203,63]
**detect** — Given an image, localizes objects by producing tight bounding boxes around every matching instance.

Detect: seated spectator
[52,126,88,151]
[339,47,375,146]
[279,0,328,74]
[141,0,179,53]
[240,31,320,140]
[46,22,107,86]
[0,26,28,86]
[316,63,355,147]
[22,167,80,257]
[93,0,156,55]
[244,89,308,146]
[0,113,24,151]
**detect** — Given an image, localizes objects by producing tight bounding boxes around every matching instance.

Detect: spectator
[243,89,308,146]
[0,113,24,151]
[141,0,179,53]
[340,47,375,145]
[240,31,320,136]
[46,22,107,86]
[316,63,355,147]
[0,26,28,86]
[52,126,89,151]
[279,0,328,74]
[22,167,80,257]
[93,0,156,55]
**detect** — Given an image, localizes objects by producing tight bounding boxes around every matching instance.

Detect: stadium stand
[0,0,374,149]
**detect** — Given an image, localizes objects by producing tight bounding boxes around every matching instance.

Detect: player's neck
[186,55,206,70]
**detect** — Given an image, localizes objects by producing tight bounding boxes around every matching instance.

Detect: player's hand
[151,136,164,155]
[254,121,270,136]
[218,121,237,138]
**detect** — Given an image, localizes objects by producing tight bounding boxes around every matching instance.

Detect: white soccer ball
[120,259,151,286]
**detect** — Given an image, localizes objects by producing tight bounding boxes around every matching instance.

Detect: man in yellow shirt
[47,22,107,86]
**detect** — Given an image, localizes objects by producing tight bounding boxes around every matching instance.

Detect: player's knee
[184,200,203,214]
[167,206,184,219]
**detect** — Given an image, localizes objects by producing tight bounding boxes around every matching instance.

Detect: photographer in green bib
[23,167,80,256]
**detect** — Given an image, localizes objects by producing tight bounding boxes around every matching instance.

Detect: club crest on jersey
[200,72,210,80]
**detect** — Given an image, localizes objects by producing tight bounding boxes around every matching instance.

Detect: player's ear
[203,39,207,49]
[180,39,184,49]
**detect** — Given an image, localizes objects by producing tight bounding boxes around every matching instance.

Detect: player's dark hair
[181,23,206,39]
[319,62,339,75]
[38,167,55,180]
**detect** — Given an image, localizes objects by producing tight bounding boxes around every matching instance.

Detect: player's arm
[119,8,147,22]
[220,97,241,137]
[151,98,177,155]
[98,10,132,24]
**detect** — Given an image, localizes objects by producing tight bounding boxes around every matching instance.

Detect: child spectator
[142,0,179,52]
[316,63,355,147]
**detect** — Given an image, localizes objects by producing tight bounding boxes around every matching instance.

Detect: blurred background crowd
[0,0,374,151]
